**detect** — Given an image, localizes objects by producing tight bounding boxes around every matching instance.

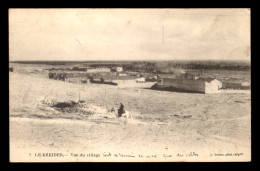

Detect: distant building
[222,80,250,90]
[183,73,200,80]
[112,79,156,88]
[86,67,111,73]
[70,67,88,71]
[241,81,251,89]
[241,81,250,87]
[146,75,160,82]
[136,77,146,83]
[93,78,101,82]
[126,71,140,77]
[153,75,158,79]
[118,73,127,76]
[65,77,89,84]
[49,71,89,83]
[116,67,123,72]
[111,67,123,72]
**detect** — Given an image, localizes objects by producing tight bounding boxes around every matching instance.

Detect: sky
[9,8,250,61]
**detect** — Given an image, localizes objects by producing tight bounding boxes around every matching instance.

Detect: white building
[86,67,111,73]
[118,73,127,76]
[136,77,146,83]
[116,67,123,72]
[162,78,222,94]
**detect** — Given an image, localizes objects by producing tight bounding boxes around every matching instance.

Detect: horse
[110,106,133,125]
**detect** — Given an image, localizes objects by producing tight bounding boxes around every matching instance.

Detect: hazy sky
[9,8,250,61]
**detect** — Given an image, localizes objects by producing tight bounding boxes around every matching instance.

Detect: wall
[113,80,156,88]
[65,77,89,84]
[163,78,205,93]
[136,77,145,82]
[118,73,127,76]
[87,68,111,73]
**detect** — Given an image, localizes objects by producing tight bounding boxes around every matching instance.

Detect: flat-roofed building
[86,67,111,73]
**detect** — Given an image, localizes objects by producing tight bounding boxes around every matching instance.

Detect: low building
[118,73,127,76]
[93,78,101,82]
[146,75,161,82]
[241,81,251,89]
[49,71,89,83]
[111,66,123,72]
[112,79,156,88]
[86,67,111,73]
[241,81,250,87]
[48,72,66,81]
[65,77,89,84]
[183,73,200,80]
[70,67,88,71]
[136,77,146,83]
[116,67,123,72]
[222,80,250,90]
[162,78,222,94]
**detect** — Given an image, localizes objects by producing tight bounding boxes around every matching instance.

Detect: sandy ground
[9,71,251,162]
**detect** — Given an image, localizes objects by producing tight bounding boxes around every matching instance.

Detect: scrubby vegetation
[122,61,250,73]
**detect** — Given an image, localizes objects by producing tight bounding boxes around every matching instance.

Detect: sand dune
[9,72,251,162]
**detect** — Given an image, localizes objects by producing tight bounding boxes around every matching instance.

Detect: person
[118,103,125,117]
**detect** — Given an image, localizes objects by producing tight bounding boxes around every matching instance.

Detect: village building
[111,67,124,72]
[221,80,250,90]
[86,67,111,73]
[112,79,156,88]
[70,67,89,71]
[92,78,101,82]
[115,67,123,72]
[111,66,123,72]
[118,72,127,76]
[136,77,146,83]
[183,73,200,80]
[65,77,90,84]
[126,71,140,77]
[241,81,251,89]
[241,81,250,87]
[48,71,89,83]
[162,77,222,94]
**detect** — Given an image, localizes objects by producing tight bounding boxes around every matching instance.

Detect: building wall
[113,80,156,88]
[222,82,242,89]
[184,73,199,80]
[205,80,222,93]
[136,77,146,82]
[65,77,89,84]
[118,73,127,76]
[163,78,206,93]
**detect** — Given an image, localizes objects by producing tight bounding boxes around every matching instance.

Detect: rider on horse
[118,103,125,117]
